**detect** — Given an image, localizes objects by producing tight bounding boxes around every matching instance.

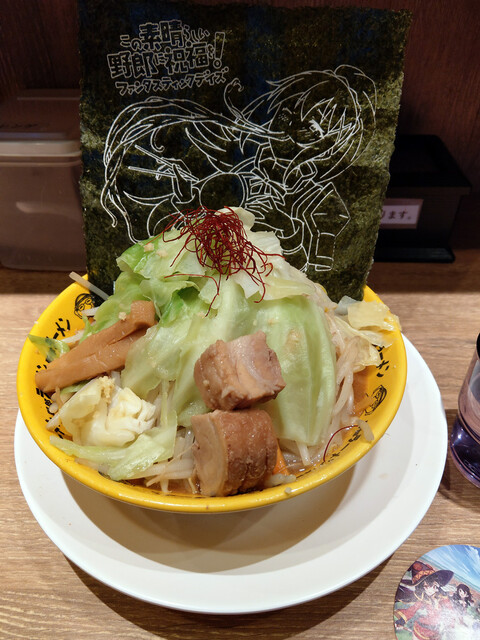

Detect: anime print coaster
[78,0,410,300]
[394,545,480,639]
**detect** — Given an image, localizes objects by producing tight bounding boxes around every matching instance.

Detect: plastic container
[0,90,86,270]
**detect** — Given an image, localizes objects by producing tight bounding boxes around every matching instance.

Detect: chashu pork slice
[191,408,278,497]
[193,331,285,411]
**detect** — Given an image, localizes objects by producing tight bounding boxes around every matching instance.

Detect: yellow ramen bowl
[17,280,407,513]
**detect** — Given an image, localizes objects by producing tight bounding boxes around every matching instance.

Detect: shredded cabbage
[51,426,175,481]
[346,299,400,333]
[28,334,70,362]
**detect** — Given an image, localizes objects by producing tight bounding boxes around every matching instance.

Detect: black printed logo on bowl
[74,293,95,318]
[364,385,387,415]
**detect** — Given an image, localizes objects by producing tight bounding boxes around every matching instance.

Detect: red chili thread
[160,206,282,310]
[322,425,356,464]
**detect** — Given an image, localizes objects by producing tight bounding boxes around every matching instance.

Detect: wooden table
[2,200,479,638]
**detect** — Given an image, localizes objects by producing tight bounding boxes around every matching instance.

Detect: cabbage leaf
[51,426,175,481]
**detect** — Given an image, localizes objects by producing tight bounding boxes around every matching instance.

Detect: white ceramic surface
[15,337,447,615]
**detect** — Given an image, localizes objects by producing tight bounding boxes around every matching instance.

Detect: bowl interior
[17,281,407,513]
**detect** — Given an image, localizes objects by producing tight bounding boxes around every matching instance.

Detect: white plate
[15,337,447,615]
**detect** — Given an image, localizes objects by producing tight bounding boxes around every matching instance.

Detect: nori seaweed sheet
[78,0,410,300]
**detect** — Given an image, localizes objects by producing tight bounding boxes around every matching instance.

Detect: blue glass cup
[450,334,480,487]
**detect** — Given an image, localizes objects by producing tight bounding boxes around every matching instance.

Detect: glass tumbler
[450,334,480,487]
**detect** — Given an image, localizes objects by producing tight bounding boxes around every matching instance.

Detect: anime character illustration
[394,561,456,639]
[448,583,480,637]
[100,65,376,274]
[451,583,475,612]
